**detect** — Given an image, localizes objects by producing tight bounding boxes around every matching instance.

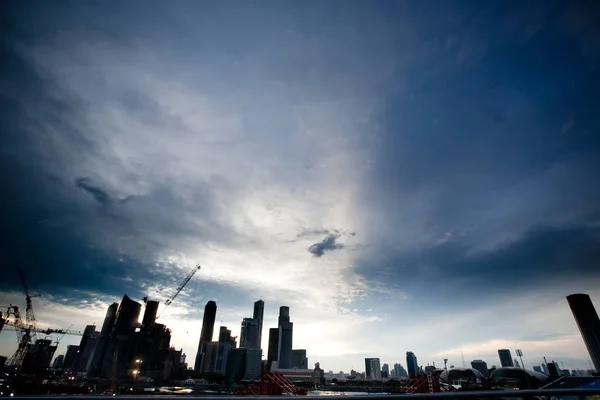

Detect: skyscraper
[567,293,600,371]
[74,325,99,374]
[89,302,118,377]
[216,326,235,375]
[110,294,142,377]
[267,327,279,371]
[471,360,489,377]
[498,349,514,367]
[364,358,381,379]
[291,349,308,369]
[382,363,390,379]
[194,300,217,373]
[406,352,418,378]
[277,306,293,369]
[253,300,264,349]
[240,318,260,349]
[394,363,408,378]
[142,300,159,328]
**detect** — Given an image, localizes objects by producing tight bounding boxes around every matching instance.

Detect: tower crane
[156,264,201,319]
[7,268,40,371]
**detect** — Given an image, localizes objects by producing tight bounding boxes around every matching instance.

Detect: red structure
[392,374,457,394]
[235,372,307,396]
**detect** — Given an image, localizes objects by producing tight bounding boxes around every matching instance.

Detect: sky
[1,0,600,373]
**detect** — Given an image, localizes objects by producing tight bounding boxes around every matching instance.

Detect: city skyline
[2,0,600,374]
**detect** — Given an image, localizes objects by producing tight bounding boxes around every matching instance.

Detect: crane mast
[165,264,201,306]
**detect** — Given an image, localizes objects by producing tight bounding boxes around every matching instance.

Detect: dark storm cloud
[354,219,600,304]
[75,177,111,206]
[308,234,345,257]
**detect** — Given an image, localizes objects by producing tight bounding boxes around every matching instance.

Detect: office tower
[226,348,247,383]
[74,325,99,374]
[365,358,381,379]
[142,300,159,328]
[194,300,217,373]
[267,327,279,371]
[567,294,600,371]
[215,326,234,375]
[547,361,561,379]
[541,363,549,374]
[277,306,293,369]
[253,300,264,349]
[382,363,390,379]
[90,302,118,377]
[406,352,418,378]
[202,342,219,373]
[533,365,542,373]
[108,294,142,378]
[471,360,489,377]
[244,348,262,380]
[240,318,260,349]
[394,363,408,378]
[498,349,514,367]
[63,345,80,370]
[291,349,308,369]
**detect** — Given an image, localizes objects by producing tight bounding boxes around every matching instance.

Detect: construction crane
[1,318,83,337]
[7,268,40,371]
[156,264,201,318]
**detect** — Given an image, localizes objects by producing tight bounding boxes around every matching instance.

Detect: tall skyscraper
[240,318,260,349]
[382,363,390,379]
[406,352,418,377]
[253,300,264,349]
[74,325,99,374]
[62,345,80,370]
[109,294,142,377]
[364,358,381,379]
[89,302,118,377]
[277,306,293,369]
[498,349,514,367]
[194,300,217,373]
[394,363,408,378]
[216,326,235,375]
[142,300,159,328]
[471,360,489,377]
[567,293,600,371]
[267,327,279,371]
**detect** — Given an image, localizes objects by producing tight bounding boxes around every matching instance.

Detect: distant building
[382,363,389,379]
[277,306,293,369]
[533,365,542,373]
[203,342,219,373]
[244,348,262,380]
[406,352,418,378]
[291,349,308,369]
[394,363,408,378]
[253,300,264,350]
[89,302,118,377]
[215,326,235,375]
[567,294,600,371]
[364,358,381,379]
[63,345,80,370]
[194,300,217,373]
[74,325,99,374]
[471,360,489,377]
[240,318,260,349]
[498,349,514,367]
[267,327,279,371]
[514,359,521,368]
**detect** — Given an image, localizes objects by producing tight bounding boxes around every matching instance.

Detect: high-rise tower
[194,300,217,373]
[277,306,293,369]
[498,349,514,367]
[253,300,264,349]
[567,293,600,371]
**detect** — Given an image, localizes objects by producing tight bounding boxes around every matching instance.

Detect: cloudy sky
[1,0,600,372]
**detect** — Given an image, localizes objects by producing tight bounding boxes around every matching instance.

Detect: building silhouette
[194,300,217,373]
[567,293,600,371]
[291,349,308,369]
[253,300,264,349]
[382,363,389,379]
[62,345,80,371]
[104,294,141,378]
[267,327,279,371]
[277,306,293,369]
[215,326,236,375]
[471,359,489,377]
[406,352,418,378]
[90,302,118,377]
[394,363,408,378]
[498,349,514,367]
[240,318,260,349]
[364,357,381,379]
[74,325,99,374]
[141,300,159,328]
